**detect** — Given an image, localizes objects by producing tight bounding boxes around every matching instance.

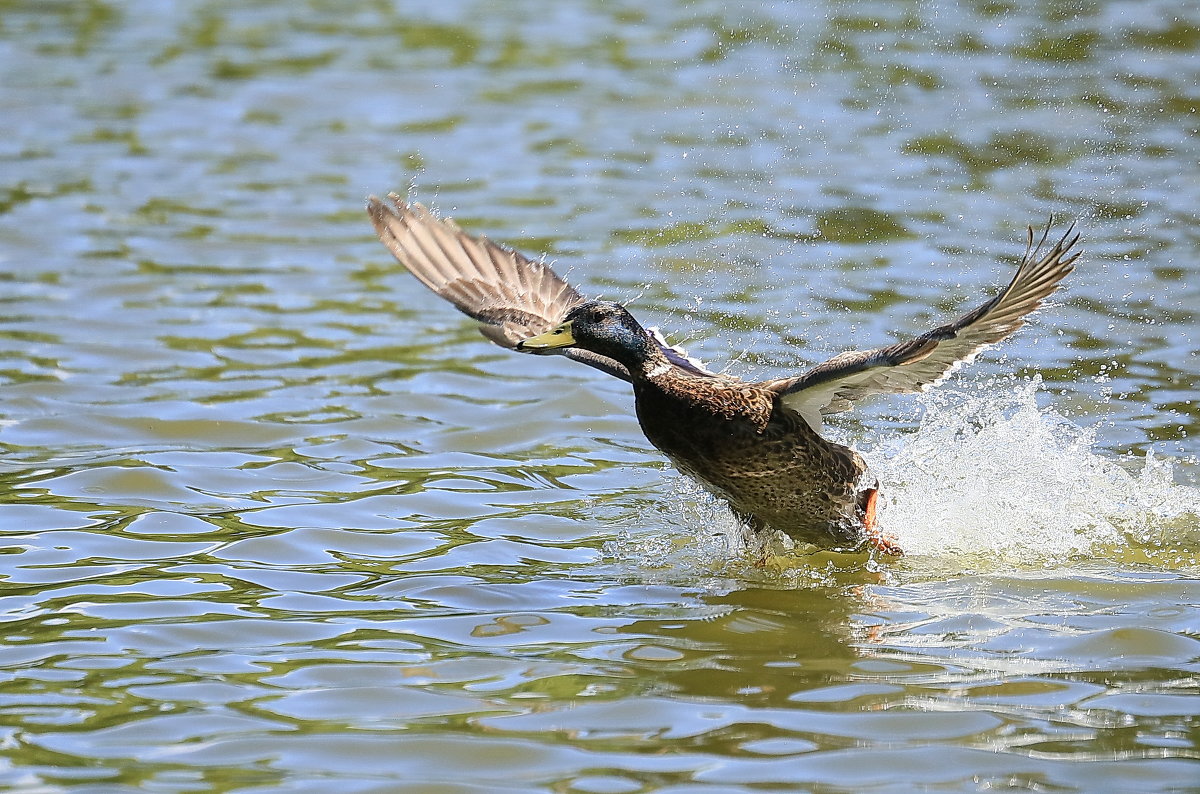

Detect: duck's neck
[640,354,674,380]
[626,346,674,382]
[586,323,670,382]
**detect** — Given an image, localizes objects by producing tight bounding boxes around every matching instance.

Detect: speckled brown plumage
[632,368,868,547]
[368,193,1082,555]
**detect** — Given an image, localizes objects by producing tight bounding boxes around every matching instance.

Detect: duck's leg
[858,486,903,557]
[735,511,774,566]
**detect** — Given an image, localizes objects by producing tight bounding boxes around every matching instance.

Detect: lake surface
[2,1,1198,791]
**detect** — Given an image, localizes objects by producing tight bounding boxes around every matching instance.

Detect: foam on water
[862,377,1200,568]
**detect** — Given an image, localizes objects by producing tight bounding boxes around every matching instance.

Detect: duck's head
[517,300,656,370]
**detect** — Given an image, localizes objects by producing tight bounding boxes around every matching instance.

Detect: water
[2,1,1199,791]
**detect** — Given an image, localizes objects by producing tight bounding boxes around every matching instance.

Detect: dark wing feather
[768,221,1081,430]
[368,193,632,379]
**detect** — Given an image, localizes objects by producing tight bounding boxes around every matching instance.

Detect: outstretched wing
[368,194,627,378]
[768,222,1081,431]
[368,193,715,381]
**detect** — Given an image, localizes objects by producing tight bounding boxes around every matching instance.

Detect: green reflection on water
[2,0,1199,790]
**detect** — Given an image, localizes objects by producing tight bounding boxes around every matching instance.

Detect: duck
[367,193,1080,556]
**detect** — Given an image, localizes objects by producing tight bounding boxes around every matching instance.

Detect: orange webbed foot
[860,486,903,557]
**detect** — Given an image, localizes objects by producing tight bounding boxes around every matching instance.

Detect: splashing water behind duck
[860,376,1200,568]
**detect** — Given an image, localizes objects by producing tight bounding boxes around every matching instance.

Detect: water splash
[609,376,1200,576]
[864,377,1200,568]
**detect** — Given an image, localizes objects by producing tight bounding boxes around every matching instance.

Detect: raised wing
[368,194,631,378]
[769,221,1081,431]
[368,194,716,381]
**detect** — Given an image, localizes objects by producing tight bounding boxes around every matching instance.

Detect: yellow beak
[517,321,576,350]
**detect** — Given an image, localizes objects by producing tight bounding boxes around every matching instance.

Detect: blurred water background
[1,1,1198,791]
